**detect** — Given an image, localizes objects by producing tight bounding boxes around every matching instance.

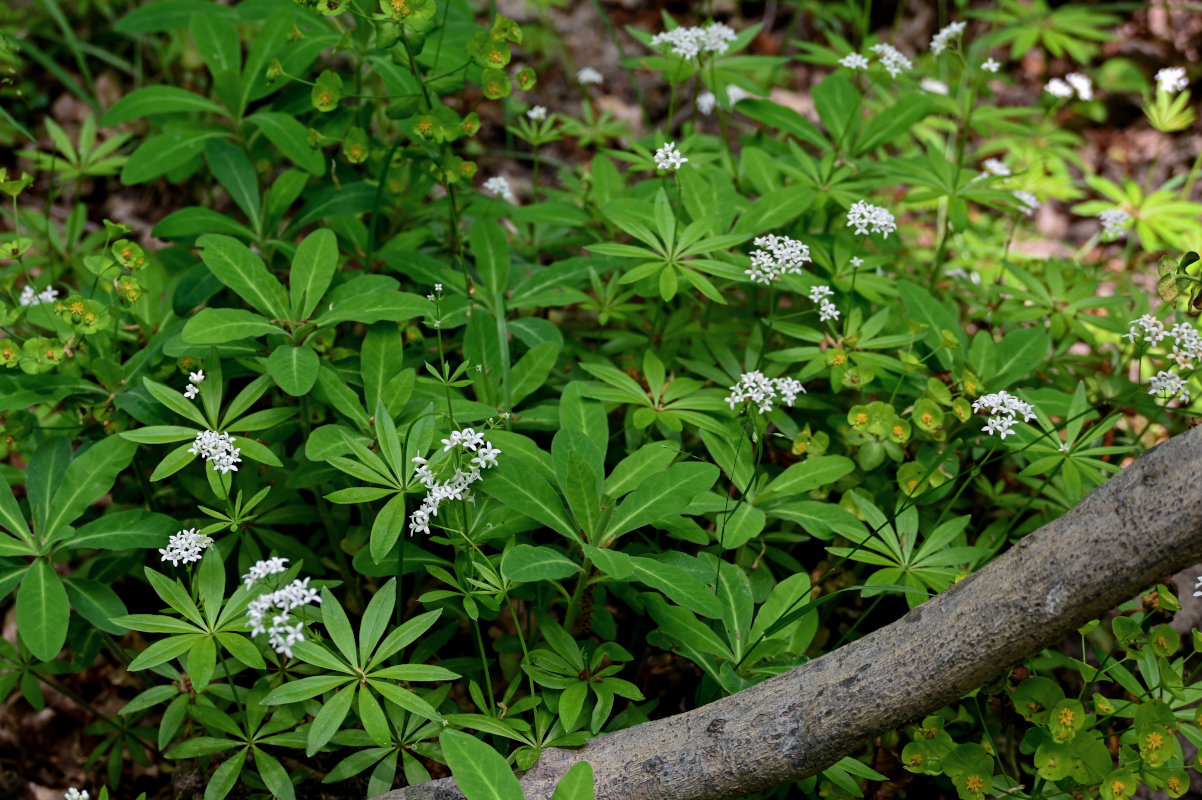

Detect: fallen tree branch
[378,427,1202,800]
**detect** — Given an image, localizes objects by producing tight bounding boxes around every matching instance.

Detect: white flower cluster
[981,158,1010,177]
[869,43,913,78]
[921,78,949,95]
[650,22,737,60]
[697,86,751,115]
[1156,67,1188,95]
[1124,316,1202,390]
[159,528,214,567]
[838,52,870,71]
[930,21,966,56]
[577,67,603,86]
[1149,369,1190,403]
[653,141,687,170]
[982,58,1001,73]
[1011,190,1040,216]
[65,789,89,800]
[527,105,547,121]
[183,369,205,400]
[1098,208,1132,240]
[246,571,321,659]
[745,234,811,285]
[188,429,242,474]
[808,285,840,321]
[846,200,897,238]
[483,176,513,202]
[972,390,1035,440]
[19,285,58,306]
[1045,73,1092,101]
[725,371,805,414]
[242,555,290,588]
[409,428,502,536]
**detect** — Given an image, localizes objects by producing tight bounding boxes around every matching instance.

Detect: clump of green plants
[1,1,1201,799]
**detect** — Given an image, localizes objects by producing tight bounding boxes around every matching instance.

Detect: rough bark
[378,426,1202,800]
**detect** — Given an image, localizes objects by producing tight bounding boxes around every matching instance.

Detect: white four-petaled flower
[483,176,514,202]
[159,528,215,567]
[846,200,897,238]
[1156,67,1188,95]
[653,141,688,171]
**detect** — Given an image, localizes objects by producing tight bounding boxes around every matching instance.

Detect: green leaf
[359,578,396,665]
[26,437,71,534]
[204,138,260,232]
[0,474,33,547]
[101,86,226,126]
[290,228,339,320]
[369,493,408,564]
[897,279,961,370]
[479,456,579,543]
[469,218,510,297]
[368,608,442,668]
[68,509,172,551]
[17,559,70,660]
[262,675,353,705]
[307,684,356,756]
[267,345,319,396]
[314,292,432,327]
[643,593,731,660]
[628,555,722,619]
[736,99,829,149]
[601,462,718,545]
[247,111,325,175]
[441,729,525,800]
[991,326,1050,391]
[202,745,246,800]
[45,435,138,540]
[253,745,297,800]
[196,233,290,320]
[603,441,679,498]
[146,567,205,627]
[361,324,406,416]
[120,127,217,184]
[551,761,595,800]
[559,382,608,460]
[509,341,559,407]
[501,544,581,583]
[188,635,217,691]
[154,206,255,240]
[812,71,860,145]
[320,587,358,664]
[369,679,445,723]
[758,455,855,503]
[182,308,285,343]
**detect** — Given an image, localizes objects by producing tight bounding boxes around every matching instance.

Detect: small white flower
[726,371,805,414]
[1149,369,1190,403]
[1044,78,1074,98]
[577,67,604,86]
[159,528,214,567]
[930,21,966,56]
[726,85,750,105]
[808,285,834,303]
[18,285,58,307]
[434,283,443,292]
[839,52,870,71]
[850,256,864,267]
[527,105,547,121]
[920,78,949,95]
[653,141,688,171]
[1169,322,1202,368]
[483,176,514,202]
[1011,190,1040,216]
[64,790,90,800]
[982,58,1001,73]
[187,429,242,474]
[184,384,199,400]
[869,43,912,78]
[981,158,1010,177]
[974,390,1035,439]
[649,22,737,60]
[1124,314,1167,346]
[1098,208,1132,241]
[746,234,811,284]
[697,91,716,116]
[189,370,205,384]
[242,556,290,588]
[1156,67,1188,95]
[471,442,501,470]
[818,299,840,322]
[1193,575,1202,598]
[846,200,897,238]
[1065,72,1092,101]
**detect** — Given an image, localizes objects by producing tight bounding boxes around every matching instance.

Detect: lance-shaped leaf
[290,228,339,320]
[601,462,719,546]
[183,308,285,344]
[196,233,290,320]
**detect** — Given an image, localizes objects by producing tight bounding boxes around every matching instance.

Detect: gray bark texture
[377,425,1202,800]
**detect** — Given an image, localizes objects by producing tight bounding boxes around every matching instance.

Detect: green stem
[472,618,495,713]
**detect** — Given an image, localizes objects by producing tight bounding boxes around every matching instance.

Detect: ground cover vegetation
[1,0,1201,798]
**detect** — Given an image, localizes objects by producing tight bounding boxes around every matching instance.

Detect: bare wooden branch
[378,426,1202,800]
